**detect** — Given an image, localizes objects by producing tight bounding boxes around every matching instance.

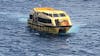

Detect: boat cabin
[29,7,72,27]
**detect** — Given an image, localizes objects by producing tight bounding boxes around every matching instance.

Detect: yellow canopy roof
[33,7,65,14]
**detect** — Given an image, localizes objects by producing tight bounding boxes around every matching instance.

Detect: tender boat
[28,7,72,35]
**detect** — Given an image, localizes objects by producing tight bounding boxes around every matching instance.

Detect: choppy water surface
[0,0,100,56]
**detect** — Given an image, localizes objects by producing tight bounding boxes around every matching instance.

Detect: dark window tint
[29,15,33,19]
[55,20,59,26]
[60,13,65,17]
[48,14,52,17]
[38,17,51,23]
[53,14,59,17]
[43,12,52,17]
[43,12,48,15]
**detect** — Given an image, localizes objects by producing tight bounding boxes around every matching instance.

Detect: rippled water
[0,0,100,56]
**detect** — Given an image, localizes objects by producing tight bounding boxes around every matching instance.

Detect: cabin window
[43,12,48,15]
[48,14,52,17]
[38,17,51,23]
[43,12,52,17]
[60,13,65,17]
[53,14,59,17]
[29,15,33,19]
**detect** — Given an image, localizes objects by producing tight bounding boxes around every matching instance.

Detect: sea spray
[68,24,80,33]
[18,17,28,23]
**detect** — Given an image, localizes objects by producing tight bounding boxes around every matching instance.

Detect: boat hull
[28,22,72,35]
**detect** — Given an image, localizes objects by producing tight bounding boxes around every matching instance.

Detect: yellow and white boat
[28,7,72,35]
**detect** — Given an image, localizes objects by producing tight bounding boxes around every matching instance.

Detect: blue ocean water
[0,0,100,56]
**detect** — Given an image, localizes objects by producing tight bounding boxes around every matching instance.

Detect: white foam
[10,12,28,23]
[34,33,40,36]
[18,17,28,23]
[68,24,80,33]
